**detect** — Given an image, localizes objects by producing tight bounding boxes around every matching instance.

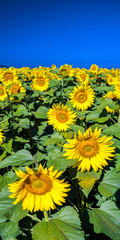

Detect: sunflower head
[76,73,89,84]
[8,164,70,212]
[47,103,76,132]
[69,85,95,111]
[31,75,49,91]
[106,76,115,85]
[90,64,99,74]
[5,80,25,100]
[63,127,115,172]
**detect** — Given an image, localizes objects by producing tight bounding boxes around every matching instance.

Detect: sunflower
[76,73,90,85]
[0,84,7,101]
[5,80,25,100]
[31,75,49,91]
[8,164,70,212]
[69,85,95,111]
[0,69,17,85]
[47,104,76,132]
[90,64,99,74]
[106,76,115,85]
[63,127,115,172]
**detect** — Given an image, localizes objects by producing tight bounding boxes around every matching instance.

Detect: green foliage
[76,171,101,197]
[0,149,34,168]
[98,169,120,198]
[33,206,84,240]
[84,200,120,240]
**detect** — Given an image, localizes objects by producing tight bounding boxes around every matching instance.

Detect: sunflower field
[0,64,120,240]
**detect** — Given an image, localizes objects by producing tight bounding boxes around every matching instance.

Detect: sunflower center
[56,111,69,123]
[37,78,45,86]
[25,174,52,195]
[76,91,87,103]
[31,179,45,189]
[0,88,4,96]
[78,139,99,157]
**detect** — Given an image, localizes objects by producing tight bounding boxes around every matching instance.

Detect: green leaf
[14,137,30,143]
[98,169,120,198]
[33,206,84,240]
[0,171,16,192]
[96,116,109,123]
[40,132,65,146]
[103,123,120,139]
[86,111,101,121]
[107,103,119,110]
[0,150,6,162]
[18,118,30,129]
[33,106,48,119]
[37,121,47,135]
[13,104,28,116]
[0,222,20,239]
[0,117,9,130]
[10,204,28,222]
[76,171,101,197]
[95,85,114,92]
[96,98,114,111]
[33,151,44,163]
[2,139,13,154]
[49,79,59,87]
[68,125,84,134]
[46,146,77,172]
[0,149,34,169]
[86,200,120,240]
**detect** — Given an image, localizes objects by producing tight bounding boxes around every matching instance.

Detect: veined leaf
[0,149,34,169]
[103,123,120,139]
[85,200,120,240]
[33,206,84,240]
[0,222,20,239]
[86,111,101,121]
[33,106,48,119]
[76,171,101,197]
[98,169,120,198]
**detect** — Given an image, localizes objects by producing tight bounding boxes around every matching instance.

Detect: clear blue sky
[0,0,120,69]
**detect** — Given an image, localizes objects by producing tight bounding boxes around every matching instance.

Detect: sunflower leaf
[0,222,20,239]
[0,149,34,169]
[103,123,120,139]
[32,106,48,119]
[83,200,120,240]
[86,111,101,121]
[98,169,120,198]
[68,124,84,133]
[76,171,101,197]
[33,206,84,240]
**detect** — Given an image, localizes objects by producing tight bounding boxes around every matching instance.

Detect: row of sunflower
[0,64,120,240]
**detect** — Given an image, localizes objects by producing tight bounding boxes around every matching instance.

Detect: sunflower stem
[27,213,41,222]
[44,210,49,222]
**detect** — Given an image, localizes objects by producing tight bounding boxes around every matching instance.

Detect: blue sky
[0,0,120,69]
